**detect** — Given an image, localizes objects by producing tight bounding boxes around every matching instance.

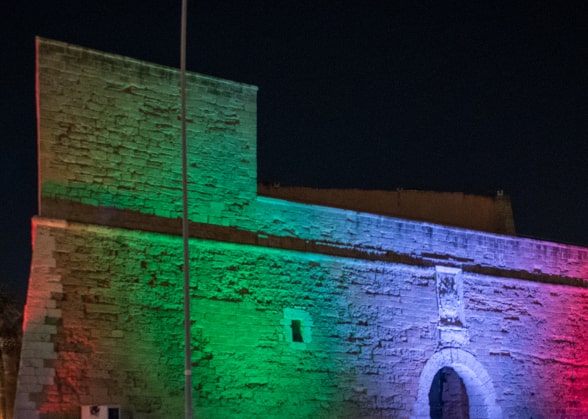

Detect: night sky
[2,1,588,301]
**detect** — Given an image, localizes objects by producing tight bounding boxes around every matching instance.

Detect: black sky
[2,1,588,301]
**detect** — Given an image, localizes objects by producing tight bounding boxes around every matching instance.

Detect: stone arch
[413,348,501,419]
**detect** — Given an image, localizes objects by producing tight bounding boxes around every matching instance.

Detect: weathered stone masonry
[15,38,588,418]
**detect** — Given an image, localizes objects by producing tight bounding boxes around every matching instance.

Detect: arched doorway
[429,367,469,418]
[413,348,501,419]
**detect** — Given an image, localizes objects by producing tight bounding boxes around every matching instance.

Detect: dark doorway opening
[429,366,470,419]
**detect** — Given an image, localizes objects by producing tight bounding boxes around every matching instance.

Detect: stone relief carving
[435,266,468,346]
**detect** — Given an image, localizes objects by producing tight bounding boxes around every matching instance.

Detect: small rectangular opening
[291,320,303,342]
[108,408,120,419]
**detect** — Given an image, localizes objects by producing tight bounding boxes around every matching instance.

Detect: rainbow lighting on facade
[14,38,588,418]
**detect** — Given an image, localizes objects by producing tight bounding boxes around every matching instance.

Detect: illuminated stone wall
[15,38,588,418]
[36,38,258,226]
[257,184,516,235]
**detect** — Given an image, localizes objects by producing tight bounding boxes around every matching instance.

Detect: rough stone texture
[258,184,516,235]
[17,219,588,418]
[15,38,588,418]
[36,37,258,225]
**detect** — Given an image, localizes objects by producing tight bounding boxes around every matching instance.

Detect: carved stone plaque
[435,266,468,346]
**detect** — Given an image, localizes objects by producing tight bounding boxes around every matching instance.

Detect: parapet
[258,185,516,235]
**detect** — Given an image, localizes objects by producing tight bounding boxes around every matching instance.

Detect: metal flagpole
[180,0,193,417]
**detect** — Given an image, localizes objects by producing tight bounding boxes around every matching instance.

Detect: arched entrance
[429,367,469,418]
[413,348,501,419]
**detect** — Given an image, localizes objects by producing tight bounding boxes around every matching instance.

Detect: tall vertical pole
[180,0,193,418]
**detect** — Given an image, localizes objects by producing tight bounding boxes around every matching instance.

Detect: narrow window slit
[291,320,303,342]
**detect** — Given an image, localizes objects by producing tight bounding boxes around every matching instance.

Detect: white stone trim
[412,348,501,419]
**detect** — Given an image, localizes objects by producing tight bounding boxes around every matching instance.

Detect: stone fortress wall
[14,38,588,418]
